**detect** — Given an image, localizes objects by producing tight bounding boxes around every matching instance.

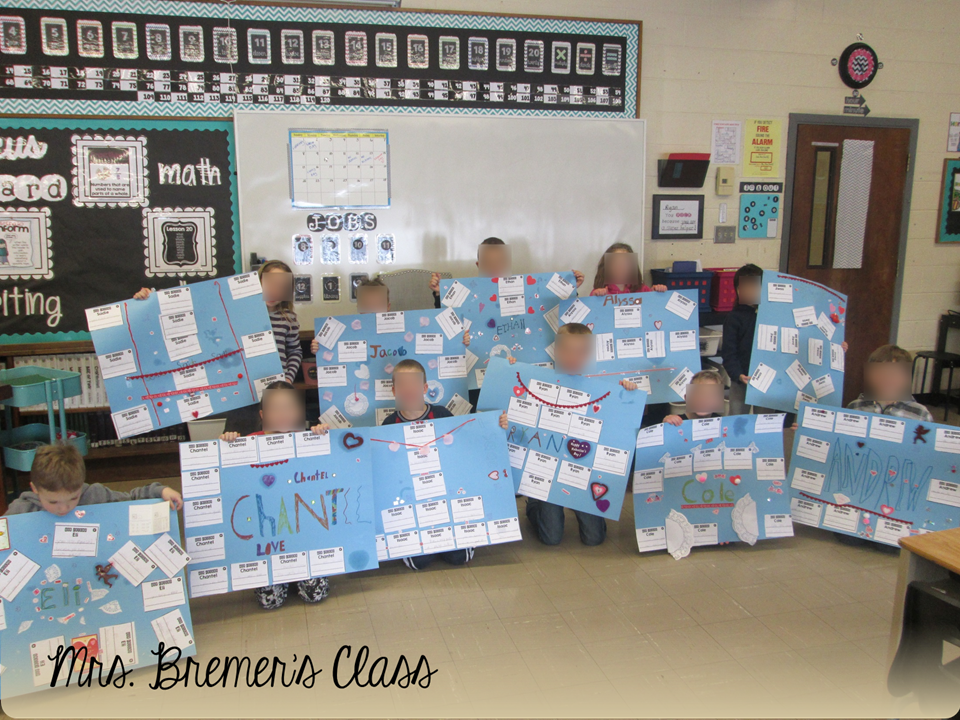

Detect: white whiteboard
[235,111,645,320]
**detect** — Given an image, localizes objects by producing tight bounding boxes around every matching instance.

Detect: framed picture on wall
[937,159,960,244]
[652,194,704,239]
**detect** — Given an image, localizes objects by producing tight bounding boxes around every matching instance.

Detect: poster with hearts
[632,413,792,559]
[556,290,702,404]
[0,500,196,698]
[178,429,379,599]
[438,271,578,390]
[788,402,960,545]
[313,308,472,427]
[367,412,522,561]
[86,272,285,438]
[744,272,847,413]
[477,357,645,520]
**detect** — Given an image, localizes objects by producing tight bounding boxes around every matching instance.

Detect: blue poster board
[367,412,522,560]
[789,402,960,545]
[86,272,284,438]
[438,272,578,390]
[0,501,195,698]
[313,308,472,428]
[556,290,702,404]
[477,357,645,520]
[632,414,792,559]
[177,429,378,598]
[745,272,847,413]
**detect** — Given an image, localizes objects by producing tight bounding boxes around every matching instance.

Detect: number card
[477,357,645,519]
[87,273,284,438]
[745,272,847,413]
[179,429,378,599]
[368,412,522,560]
[0,501,195,698]
[439,272,578,390]
[788,402,960,546]
[313,308,471,427]
[556,290,702,404]
[633,414,791,559]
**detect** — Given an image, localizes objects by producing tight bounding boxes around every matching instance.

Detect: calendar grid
[289,129,390,208]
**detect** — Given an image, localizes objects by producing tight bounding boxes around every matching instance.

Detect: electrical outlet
[715,226,735,244]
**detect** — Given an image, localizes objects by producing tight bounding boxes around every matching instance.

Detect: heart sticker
[74,510,85,518]
[880,505,895,516]
[343,433,364,450]
[489,294,498,302]
[654,320,663,330]
[388,441,400,452]
[527,307,535,314]
[888,469,897,476]
[696,473,707,483]
[729,475,742,485]
[192,411,200,419]
[834,493,851,505]
[830,313,840,324]
[592,404,601,413]
[39,535,48,543]
[857,441,865,448]
[106,534,115,542]
[586,323,595,331]
[870,470,878,476]
[567,438,591,459]
[478,302,485,312]
[322,351,334,362]
[488,471,500,480]
[591,482,608,501]
[595,499,611,513]
[261,474,276,488]
[526,275,536,285]
[513,385,525,397]
[487,318,496,328]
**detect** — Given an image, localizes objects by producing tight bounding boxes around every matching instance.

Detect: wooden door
[786,123,911,405]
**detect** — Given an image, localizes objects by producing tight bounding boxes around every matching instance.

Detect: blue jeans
[526,498,606,546]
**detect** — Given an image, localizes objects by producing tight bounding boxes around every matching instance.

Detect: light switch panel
[715,225,735,244]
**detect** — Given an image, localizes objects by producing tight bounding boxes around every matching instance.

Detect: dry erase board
[234,111,646,322]
[0,117,240,344]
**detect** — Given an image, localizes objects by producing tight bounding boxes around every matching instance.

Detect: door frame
[779,113,920,343]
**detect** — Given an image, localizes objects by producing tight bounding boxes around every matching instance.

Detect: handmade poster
[0,500,196,698]
[313,308,471,427]
[632,413,792,559]
[789,402,960,545]
[744,272,847,413]
[477,357,645,520]
[367,412,522,561]
[738,182,783,239]
[557,290,701,404]
[86,272,284,439]
[438,271,578,390]
[178,429,379,598]
[742,119,782,178]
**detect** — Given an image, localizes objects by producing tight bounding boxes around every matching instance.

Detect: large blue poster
[0,501,195,698]
[313,308,472,427]
[789,402,960,545]
[557,290,702,404]
[178,429,379,598]
[477,357,645,520]
[367,412,522,561]
[632,414,792,559]
[86,272,284,438]
[745,272,847,413]
[438,272,578,390]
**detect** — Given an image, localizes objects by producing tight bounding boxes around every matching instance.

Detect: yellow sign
[742,119,781,178]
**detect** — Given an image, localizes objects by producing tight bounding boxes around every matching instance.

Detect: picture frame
[651,194,704,240]
[936,158,960,244]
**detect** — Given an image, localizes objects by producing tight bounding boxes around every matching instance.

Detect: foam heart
[323,351,334,362]
[857,441,865,448]
[839,307,845,314]
[595,499,610,513]
[404,332,414,342]
[526,275,536,285]
[106,534,115,541]
[352,319,363,330]
[527,307,535,314]
[870,470,878,476]
[592,404,601,413]
[39,535,48,543]
[730,475,742,485]
[862,516,871,525]
[261,474,276,488]
[654,320,663,330]
[388,441,400,452]
[696,472,707,483]
[419,316,430,327]
[343,433,364,450]
[830,313,840,324]
[192,411,199,419]
[591,482,608,501]
[586,323,595,331]
[488,471,500,480]
[478,302,485,312]
[74,510,85,518]
[487,318,496,328]
[513,385,525,397]
[889,469,897,476]
[567,438,591,459]
[489,294,497,302]
[880,505,895,516]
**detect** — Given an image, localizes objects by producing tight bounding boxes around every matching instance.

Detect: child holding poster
[6,443,182,516]
[721,264,763,416]
[589,242,667,296]
[848,345,933,421]
[220,381,333,610]
[663,370,726,425]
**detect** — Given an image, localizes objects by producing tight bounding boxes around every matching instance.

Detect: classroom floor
[6,414,954,718]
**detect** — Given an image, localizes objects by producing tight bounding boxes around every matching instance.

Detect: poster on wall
[742,119,782,178]
[738,182,783,239]
[651,195,704,240]
[936,159,960,244]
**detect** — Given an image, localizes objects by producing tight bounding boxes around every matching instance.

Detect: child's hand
[664,414,683,426]
[219,431,241,442]
[652,284,668,293]
[790,422,798,431]
[499,411,509,429]
[739,374,751,385]
[508,356,518,364]
[620,379,638,391]
[429,272,441,293]
[161,487,183,511]
[462,329,471,347]
[310,337,320,354]
[841,341,848,353]
[590,288,608,296]
[573,270,584,287]
[133,287,153,300]
[310,423,330,435]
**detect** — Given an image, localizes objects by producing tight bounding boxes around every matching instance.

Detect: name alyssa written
[47,643,437,690]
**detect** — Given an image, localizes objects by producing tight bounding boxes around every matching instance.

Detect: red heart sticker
[527,307,535,314]
[880,505,895,516]
[830,313,840,324]
[730,475,742,485]
[889,469,897,476]
[192,411,200,418]
[592,404,601,413]
[490,294,497,302]
[839,307,846,314]
[513,385,525,397]
[654,320,663,330]
[526,275,536,285]
[591,482,608,501]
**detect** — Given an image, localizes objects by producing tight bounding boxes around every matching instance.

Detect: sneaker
[297,577,329,603]
[253,583,288,610]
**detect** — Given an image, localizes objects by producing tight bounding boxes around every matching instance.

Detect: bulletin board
[0,117,240,344]
[0,2,640,119]
[368,412,522,561]
[313,307,471,427]
[234,111,646,320]
[0,500,195,698]
[177,430,378,599]
[632,414,792,559]
[557,290,702,404]
[789,403,960,545]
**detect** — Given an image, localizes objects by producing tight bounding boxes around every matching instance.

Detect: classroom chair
[912,351,960,420]
[379,269,451,311]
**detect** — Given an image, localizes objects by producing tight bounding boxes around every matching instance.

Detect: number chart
[289,129,390,209]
